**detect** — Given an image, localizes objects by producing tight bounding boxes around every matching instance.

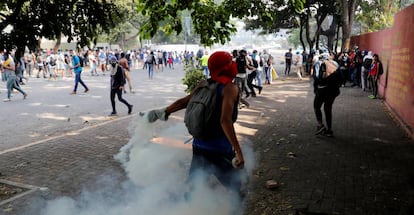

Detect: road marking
[0,114,135,155]
[0,179,44,206]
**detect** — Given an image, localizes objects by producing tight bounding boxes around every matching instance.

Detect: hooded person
[143,51,245,194]
[362,51,373,91]
[108,56,133,116]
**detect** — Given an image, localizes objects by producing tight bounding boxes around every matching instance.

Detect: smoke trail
[41,116,255,215]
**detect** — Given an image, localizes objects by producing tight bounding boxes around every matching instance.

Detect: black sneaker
[109,112,117,116]
[315,125,326,135]
[128,105,133,115]
[258,86,263,94]
[324,130,334,137]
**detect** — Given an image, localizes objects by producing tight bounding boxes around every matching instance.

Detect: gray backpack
[184,80,221,140]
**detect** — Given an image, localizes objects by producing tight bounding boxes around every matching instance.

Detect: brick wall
[351,4,414,139]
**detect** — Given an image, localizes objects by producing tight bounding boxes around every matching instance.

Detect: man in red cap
[144,51,245,195]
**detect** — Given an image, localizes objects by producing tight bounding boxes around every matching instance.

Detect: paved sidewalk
[1,73,413,215]
[241,77,414,215]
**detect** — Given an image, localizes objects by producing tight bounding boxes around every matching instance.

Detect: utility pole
[184,16,191,51]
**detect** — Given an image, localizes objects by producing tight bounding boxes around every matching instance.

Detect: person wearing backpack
[361,51,373,91]
[143,51,245,195]
[313,52,341,137]
[368,54,384,99]
[235,49,251,98]
[69,49,89,95]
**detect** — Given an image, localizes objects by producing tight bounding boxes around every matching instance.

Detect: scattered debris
[287,152,297,159]
[266,180,279,189]
[3,207,13,212]
[279,167,290,171]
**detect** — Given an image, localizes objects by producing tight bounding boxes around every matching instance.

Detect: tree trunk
[121,33,125,50]
[320,15,338,52]
[341,0,357,51]
[53,35,61,52]
[305,12,315,52]
[299,19,306,51]
[37,38,42,52]
[316,31,320,50]
[335,21,341,53]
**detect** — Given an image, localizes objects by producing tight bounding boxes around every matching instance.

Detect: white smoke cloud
[41,116,255,215]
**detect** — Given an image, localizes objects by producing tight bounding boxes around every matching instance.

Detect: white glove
[145,107,168,123]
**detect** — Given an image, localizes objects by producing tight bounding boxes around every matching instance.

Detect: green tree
[356,0,401,33]
[243,0,338,52]
[288,28,303,49]
[0,0,122,57]
[136,0,305,46]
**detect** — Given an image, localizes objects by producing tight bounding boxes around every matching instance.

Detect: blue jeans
[73,72,88,92]
[2,73,6,82]
[7,76,26,99]
[264,66,270,83]
[147,63,154,79]
[256,69,263,86]
[202,66,209,78]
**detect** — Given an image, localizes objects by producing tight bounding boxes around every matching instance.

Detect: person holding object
[108,56,133,116]
[313,52,342,137]
[143,51,245,194]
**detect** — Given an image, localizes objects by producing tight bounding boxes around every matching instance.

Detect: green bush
[182,64,206,94]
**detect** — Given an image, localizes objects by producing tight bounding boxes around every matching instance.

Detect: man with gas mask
[108,56,133,116]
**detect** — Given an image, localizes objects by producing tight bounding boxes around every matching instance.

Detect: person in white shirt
[294,51,303,80]
[88,50,98,76]
[361,51,373,91]
[98,49,106,75]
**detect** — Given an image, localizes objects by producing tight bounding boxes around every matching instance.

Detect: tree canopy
[0,0,122,55]
[136,0,305,46]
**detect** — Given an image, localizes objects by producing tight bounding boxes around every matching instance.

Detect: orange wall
[351,4,414,139]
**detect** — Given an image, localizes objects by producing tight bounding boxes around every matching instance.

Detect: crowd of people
[0,45,385,202]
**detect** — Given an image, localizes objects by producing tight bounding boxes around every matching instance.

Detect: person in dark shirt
[284,48,293,76]
[108,56,133,116]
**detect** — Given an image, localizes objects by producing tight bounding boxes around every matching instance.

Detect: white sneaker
[3,98,11,102]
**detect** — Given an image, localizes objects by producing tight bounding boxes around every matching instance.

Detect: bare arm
[220,83,244,167]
